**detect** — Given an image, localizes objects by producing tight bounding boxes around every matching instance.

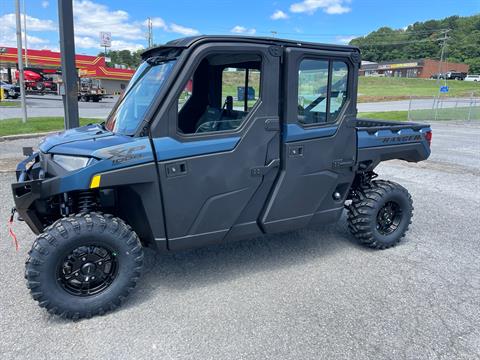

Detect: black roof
[142,35,359,59]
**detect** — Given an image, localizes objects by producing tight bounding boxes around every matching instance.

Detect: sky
[0,0,479,55]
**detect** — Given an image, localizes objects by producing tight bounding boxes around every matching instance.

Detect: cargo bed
[354,118,432,169]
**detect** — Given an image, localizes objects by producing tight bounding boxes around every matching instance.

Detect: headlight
[53,154,90,171]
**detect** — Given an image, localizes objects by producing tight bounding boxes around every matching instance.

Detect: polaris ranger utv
[11,36,432,319]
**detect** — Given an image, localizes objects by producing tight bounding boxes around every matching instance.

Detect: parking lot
[0,121,479,359]
[0,95,118,120]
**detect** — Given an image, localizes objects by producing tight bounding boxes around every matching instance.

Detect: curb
[0,131,58,142]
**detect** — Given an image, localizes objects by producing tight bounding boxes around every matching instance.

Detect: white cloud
[230,26,256,35]
[271,10,289,20]
[74,36,99,49]
[0,14,53,49]
[26,34,50,44]
[0,13,56,31]
[325,4,350,14]
[74,36,143,51]
[169,23,200,36]
[335,35,356,44]
[146,17,168,30]
[73,0,144,41]
[290,0,351,15]
[145,17,200,36]
[0,1,200,52]
[110,40,144,51]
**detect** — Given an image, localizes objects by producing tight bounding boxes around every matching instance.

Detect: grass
[358,77,480,102]
[0,117,99,137]
[359,105,480,122]
[0,101,20,107]
[358,111,409,121]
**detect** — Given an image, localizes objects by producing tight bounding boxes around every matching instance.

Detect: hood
[39,124,136,157]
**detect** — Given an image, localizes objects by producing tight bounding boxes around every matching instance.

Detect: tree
[98,49,143,68]
[349,14,480,70]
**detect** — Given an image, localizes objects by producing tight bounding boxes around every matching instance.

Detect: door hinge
[332,158,355,169]
[251,159,280,176]
[268,46,282,57]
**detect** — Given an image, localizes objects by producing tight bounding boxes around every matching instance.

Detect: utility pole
[58,0,79,129]
[147,17,153,48]
[15,0,27,123]
[23,0,28,67]
[436,29,450,87]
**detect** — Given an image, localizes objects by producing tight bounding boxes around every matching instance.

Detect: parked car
[430,73,445,79]
[464,74,480,82]
[12,36,432,319]
[445,71,467,80]
[0,81,20,99]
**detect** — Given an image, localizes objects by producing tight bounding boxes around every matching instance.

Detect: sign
[0,47,7,54]
[99,32,112,47]
[440,86,449,93]
[237,86,255,101]
[378,62,418,70]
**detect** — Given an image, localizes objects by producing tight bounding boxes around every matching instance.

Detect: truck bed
[354,118,432,169]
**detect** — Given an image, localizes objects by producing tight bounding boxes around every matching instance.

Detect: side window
[298,60,328,124]
[297,59,349,125]
[178,78,193,111]
[222,68,260,112]
[177,54,262,135]
[330,61,348,120]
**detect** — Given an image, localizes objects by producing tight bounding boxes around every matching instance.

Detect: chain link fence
[408,95,480,122]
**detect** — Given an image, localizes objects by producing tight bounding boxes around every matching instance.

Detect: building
[360,59,469,78]
[0,46,135,94]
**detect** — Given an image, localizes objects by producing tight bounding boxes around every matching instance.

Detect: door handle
[332,158,355,169]
[166,161,187,177]
[288,145,304,157]
[251,159,280,176]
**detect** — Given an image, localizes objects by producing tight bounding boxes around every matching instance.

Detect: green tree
[349,14,480,72]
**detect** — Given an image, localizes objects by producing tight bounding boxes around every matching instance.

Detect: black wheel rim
[376,201,403,235]
[57,245,118,297]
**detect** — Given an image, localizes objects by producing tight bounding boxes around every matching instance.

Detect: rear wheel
[25,213,144,319]
[347,180,413,249]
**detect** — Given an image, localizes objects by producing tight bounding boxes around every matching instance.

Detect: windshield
[105,59,177,135]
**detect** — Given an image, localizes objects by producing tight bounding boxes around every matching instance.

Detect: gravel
[0,121,479,360]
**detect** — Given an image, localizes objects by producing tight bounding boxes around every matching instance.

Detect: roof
[142,35,359,59]
[0,47,134,81]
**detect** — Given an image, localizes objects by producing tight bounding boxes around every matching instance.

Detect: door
[155,43,281,250]
[261,47,359,233]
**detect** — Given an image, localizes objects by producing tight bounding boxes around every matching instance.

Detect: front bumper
[11,152,60,234]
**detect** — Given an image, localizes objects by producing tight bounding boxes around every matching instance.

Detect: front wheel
[347,180,413,249]
[25,213,144,319]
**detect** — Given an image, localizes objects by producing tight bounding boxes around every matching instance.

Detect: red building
[359,58,469,78]
[0,46,135,94]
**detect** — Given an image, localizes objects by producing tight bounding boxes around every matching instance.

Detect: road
[1,96,477,120]
[0,121,479,359]
[358,97,479,113]
[0,95,118,120]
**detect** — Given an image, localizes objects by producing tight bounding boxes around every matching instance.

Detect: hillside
[349,14,480,73]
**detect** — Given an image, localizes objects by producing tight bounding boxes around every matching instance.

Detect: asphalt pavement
[0,95,118,120]
[0,121,479,359]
